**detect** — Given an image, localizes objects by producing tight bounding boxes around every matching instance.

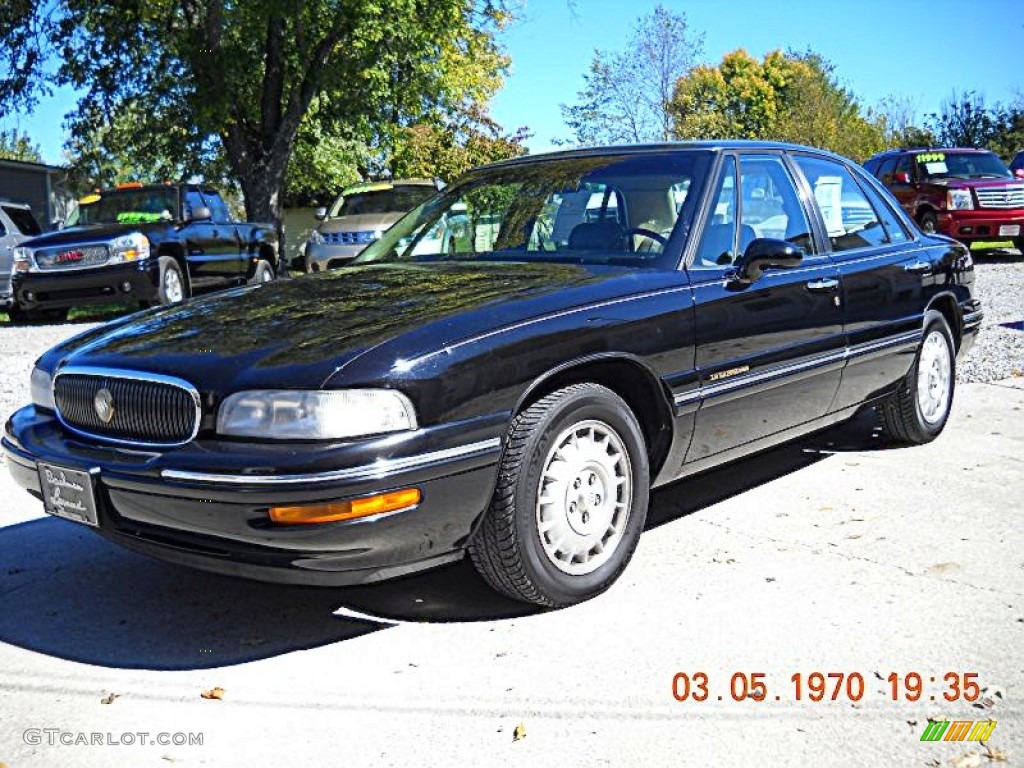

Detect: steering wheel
[623,227,668,253]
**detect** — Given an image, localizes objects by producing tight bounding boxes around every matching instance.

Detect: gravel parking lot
[0,260,1021,767]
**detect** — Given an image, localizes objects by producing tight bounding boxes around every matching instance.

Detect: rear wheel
[248,259,275,284]
[879,310,955,444]
[918,210,938,235]
[468,383,649,607]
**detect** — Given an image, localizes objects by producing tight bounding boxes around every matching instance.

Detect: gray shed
[0,158,73,231]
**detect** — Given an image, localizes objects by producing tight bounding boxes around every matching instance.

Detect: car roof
[0,199,31,208]
[477,140,862,171]
[341,179,434,195]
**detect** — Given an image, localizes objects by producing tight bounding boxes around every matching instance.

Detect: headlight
[109,232,151,263]
[13,246,34,272]
[217,389,418,440]
[30,366,55,411]
[308,229,325,245]
[947,189,974,210]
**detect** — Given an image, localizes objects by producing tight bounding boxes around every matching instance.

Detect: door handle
[904,260,932,273]
[805,278,839,293]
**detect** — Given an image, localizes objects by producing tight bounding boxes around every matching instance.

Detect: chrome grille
[974,185,1024,209]
[53,370,200,446]
[35,244,110,270]
[324,231,377,245]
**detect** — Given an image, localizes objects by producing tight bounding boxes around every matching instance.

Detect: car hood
[318,213,404,234]
[927,177,1021,189]
[42,262,634,393]
[21,223,165,248]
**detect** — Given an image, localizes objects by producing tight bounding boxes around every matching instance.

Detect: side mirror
[1014,169,1024,179]
[893,171,911,184]
[314,207,328,221]
[734,238,803,283]
[189,206,212,222]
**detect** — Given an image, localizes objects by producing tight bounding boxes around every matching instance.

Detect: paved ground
[1,365,1021,766]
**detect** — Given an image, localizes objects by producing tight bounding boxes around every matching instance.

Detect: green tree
[0,1,514,231]
[927,91,994,148]
[988,103,1024,162]
[560,5,703,145]
[670,49,885,161]
[875,94,935,148]
[0,127,43,163]
[390,103,529,181]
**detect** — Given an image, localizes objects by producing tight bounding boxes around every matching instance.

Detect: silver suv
[303,180,437,271]
[0,200,43,314]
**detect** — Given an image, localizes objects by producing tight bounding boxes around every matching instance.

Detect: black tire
[918,210,938,235]
[879,310,955,445]
[248,259,275,285]
[154,255,187,306]
[468,383,650,607]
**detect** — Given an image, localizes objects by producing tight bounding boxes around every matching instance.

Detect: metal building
[0,158,73,231]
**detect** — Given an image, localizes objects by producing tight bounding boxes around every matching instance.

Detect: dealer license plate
[37,462,99,527]
[998,225,1020,237]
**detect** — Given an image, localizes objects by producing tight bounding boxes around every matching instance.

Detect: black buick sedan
[4,143,982,607]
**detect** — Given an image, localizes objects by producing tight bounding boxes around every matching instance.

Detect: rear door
[203,190,247,278]
[684,152,845,463]
[789,153,925,410]
[0,205,42,300]
[0,211,14,299]
[180,188,228,286]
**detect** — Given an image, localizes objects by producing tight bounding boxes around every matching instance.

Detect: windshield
[69,188,180,226]
[329,185,436,217]
[917,152,1011,180]
[354,152,712,270]
[1,205,42,235]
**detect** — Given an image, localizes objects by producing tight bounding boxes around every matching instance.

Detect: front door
[684,153,845,463]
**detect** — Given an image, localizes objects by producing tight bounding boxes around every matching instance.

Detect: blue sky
[4,0,1023,164]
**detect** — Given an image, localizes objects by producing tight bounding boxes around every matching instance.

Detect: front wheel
[468,383,649,607]
[153,256,187,306]
[879,310,955,444]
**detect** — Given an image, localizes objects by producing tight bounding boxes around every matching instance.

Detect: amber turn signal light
[269,488,421,525]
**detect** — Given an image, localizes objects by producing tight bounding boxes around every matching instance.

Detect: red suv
[864,148,1024,252]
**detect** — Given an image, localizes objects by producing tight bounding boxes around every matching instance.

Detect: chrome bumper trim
[160,438,502,486]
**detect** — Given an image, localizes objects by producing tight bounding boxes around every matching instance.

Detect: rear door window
[793,155,891,253]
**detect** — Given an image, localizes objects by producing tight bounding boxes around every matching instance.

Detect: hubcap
[535,420,632,575]
[164,268,184,303]
[917,329,951,425]
[260,266,273,282]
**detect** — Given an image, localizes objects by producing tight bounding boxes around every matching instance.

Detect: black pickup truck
[9,183,278,322]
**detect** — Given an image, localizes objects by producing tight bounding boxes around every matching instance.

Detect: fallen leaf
[925,562,960,575]
[201,687,226,700]
[513,723,526,742]
[983,744,1007,762]
[952,752,982,768]
[974,697,996,709]
[100,693,119,705]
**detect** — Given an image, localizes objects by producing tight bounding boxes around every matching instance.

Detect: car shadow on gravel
[0,407,895,671]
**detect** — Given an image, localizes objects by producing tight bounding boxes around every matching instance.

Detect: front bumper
[938,209,1024,245]
[305,242,366,271]
[5,406,504,586]
[13,260,160,310]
